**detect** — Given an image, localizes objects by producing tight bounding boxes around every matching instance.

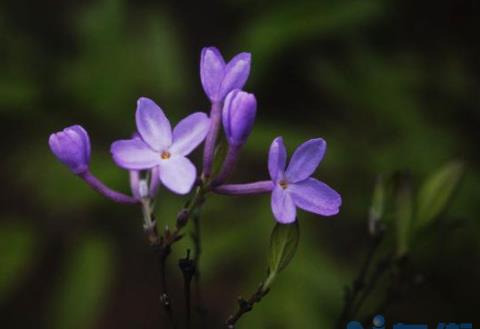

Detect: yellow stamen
[161,151,171,160]
[279,180,288,189]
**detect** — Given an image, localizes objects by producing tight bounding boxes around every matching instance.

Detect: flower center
[279,179,288,189]
[160,151,171,160]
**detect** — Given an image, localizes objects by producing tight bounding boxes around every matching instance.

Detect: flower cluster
[49,46,341,223]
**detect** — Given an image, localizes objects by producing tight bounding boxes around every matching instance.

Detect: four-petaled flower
[111,97,210,195]
[200,47,251,103]
[268,137,342,223]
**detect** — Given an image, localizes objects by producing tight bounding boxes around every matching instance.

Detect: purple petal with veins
[135,97,172,151]
[200,47,226,102]
[219,52,251,100]
[271,186,297,223]
[158,155,196,194]
[289,178,341,216]
[268,137,287,181]
[285,138,326,183]
[111,138,161,170]
[170,112,210,156]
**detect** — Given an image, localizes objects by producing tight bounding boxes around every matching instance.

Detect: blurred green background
[1,0,479,328]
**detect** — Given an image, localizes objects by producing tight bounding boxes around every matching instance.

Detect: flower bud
[48,125,91,174]
[222,89,257,146]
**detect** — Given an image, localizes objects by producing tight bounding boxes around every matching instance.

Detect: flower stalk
[224,282,270,329]
[80,171,139,204]
[202,101,222,180]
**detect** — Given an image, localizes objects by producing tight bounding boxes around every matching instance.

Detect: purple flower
[200,47,251,103]
[223,89,257,146]
[48,125,91,174]
[269,137,341,223]
[213,137,342,223]
[49,125,137,204]
[111,97,210,195]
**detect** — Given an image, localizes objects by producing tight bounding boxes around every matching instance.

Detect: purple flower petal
[200,47,226,102]
[48,125,91,174]
[285,138,326,183]
[289,177,341,216]
[69,125,91,160]
[268,137,287,181]
[158,155,196,194]
[135,97,172,151]
[271,186,296,223]
[111,138,161,170]
[169,112,210,156]
[222,89,257,146]
[219,52,251,100]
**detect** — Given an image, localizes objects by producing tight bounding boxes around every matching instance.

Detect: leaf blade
[416,161,464,229]
[267,220,300,275]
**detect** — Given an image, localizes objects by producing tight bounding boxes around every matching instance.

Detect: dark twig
[335,231,385,329]
[179,250,196,329]
[139,183,208,329]
[143,185,207,328]
[224,283,270,328]
[191,211,208,328]
[370,256,409,317]
[146,223,177,329]
[350,255,391,318]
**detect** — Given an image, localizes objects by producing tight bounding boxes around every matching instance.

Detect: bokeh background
[1,0,479,328]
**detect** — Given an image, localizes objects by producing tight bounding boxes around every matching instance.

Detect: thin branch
[334,232,385,329]
[179,250,195,329]
[147,224,178,329]
[224,283,269,328]
[143,185,207,328]
[191,212,208,328]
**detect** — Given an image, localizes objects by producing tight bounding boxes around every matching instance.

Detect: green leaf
[48,235,114,329]
[394,175,413,257]
[267,221,300,275]
[368,174,388,234]
[416,160,464,229]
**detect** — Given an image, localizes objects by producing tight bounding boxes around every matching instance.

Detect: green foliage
[0,221,37,303]
[47,236,114,329]
[239,0,386,77]
[369,175,386,221]
[267,220,300,276]
[61,0,190,126]
[394,175,413,257]
[416,161,465,230]
[373,162,465,258]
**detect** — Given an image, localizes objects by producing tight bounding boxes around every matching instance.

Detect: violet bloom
[49,125,137,204]
[49,125,90,174]
[213,89,257,185]
[201,47,252,178]
[214,137,341,223]
[200,47,251,103]
[268,137,341,223]
[223,89,257,147]
[111,97,210,195]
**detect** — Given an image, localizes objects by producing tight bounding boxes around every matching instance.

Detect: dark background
[1,0,479,328]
